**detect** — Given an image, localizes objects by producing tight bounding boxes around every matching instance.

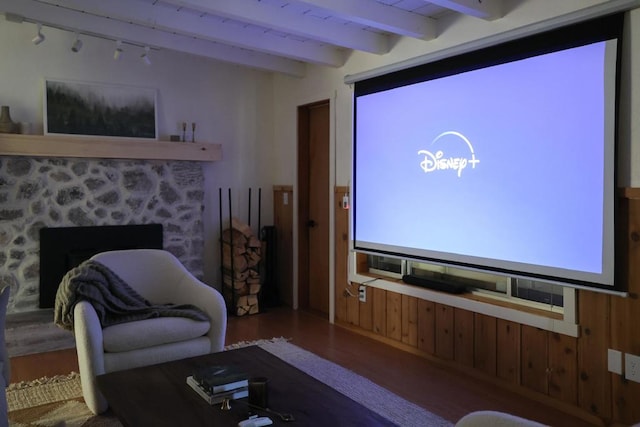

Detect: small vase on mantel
[0,105,19,134]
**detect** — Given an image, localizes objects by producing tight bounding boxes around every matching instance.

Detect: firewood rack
[218,187,262,316]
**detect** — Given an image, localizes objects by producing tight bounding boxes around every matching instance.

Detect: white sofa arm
[74,301,108,414]
[1,286,10,386]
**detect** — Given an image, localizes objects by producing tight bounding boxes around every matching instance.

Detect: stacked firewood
[222,217,262,316]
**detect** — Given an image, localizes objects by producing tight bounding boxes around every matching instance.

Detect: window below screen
[365,254,566,313]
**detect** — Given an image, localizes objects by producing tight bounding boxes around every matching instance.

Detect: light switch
[608,349,622,375]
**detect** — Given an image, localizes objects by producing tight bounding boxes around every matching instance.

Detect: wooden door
[298,100,330,315]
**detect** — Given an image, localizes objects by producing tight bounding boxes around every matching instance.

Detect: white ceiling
[2,0,508,77]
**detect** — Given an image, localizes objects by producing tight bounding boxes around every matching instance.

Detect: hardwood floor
[9,306,594,426]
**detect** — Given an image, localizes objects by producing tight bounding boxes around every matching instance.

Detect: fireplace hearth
[39,224,163,308]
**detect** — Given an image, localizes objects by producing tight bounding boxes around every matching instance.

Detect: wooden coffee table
[97,345,396,426]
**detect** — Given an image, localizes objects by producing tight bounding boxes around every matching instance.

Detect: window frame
[349,251,578,337]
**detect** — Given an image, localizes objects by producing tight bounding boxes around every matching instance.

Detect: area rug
[6,372,119,427]
[8,338,452,426]
[6,310,76,357]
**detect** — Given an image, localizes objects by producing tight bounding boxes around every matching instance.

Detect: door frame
[296,99,334,320]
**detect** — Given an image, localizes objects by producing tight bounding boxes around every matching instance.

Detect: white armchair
[73,249,227,414]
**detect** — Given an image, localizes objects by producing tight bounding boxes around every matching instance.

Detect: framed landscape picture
[44,79,157,139]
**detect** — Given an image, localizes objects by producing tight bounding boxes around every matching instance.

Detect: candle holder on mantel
[0,105,19,134]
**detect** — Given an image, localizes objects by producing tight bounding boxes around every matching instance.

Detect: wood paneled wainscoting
[334,186,640,427]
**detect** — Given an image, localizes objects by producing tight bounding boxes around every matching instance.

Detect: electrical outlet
[608,349,622,374]
[625,353,640,383]
[358,285,366,302]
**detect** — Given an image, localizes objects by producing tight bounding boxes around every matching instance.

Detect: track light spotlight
[5,13,25,24]
[140,46,151,65]
[71,33,83,53]
[32,23,45,45]
[114,40,123,60]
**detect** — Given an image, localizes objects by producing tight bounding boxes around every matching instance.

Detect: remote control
[237,416,273,427]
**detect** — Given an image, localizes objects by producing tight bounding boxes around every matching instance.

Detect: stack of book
[187,364,249,405]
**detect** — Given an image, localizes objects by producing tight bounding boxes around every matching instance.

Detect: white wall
[0,20,276,286]
[620,8,640,186]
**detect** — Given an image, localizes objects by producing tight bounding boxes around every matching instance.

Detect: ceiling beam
[425,0,503,20]
[34,0,347,67]
[1,0,306,76]
[300,0,437,40]
[166,0,390,54]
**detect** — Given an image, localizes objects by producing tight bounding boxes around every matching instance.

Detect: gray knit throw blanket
[54,260,209,331]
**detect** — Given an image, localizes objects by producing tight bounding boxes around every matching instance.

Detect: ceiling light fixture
[140,46,151,65]
[114,40,123,60]
[71,32,83,52]
[32,23,45,45]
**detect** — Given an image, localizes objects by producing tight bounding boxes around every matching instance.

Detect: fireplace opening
[39,224,163,308]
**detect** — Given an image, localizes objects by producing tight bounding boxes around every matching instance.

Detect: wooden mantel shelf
[0,133,222,162]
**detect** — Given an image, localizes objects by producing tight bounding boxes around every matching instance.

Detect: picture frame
[44,79,157,139]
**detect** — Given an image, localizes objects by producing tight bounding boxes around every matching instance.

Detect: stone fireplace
[0,156,206,314]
